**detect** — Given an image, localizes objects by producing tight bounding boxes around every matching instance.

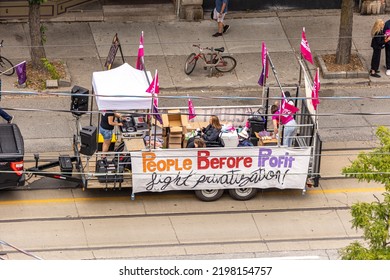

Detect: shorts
[213,8,226,23]
[99,126,113,140]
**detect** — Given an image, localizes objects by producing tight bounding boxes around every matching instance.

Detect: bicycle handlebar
[192,44,213,51]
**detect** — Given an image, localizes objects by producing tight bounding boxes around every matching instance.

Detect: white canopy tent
[92,63,152,110]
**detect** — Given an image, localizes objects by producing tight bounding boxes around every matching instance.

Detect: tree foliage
[340,126,390,259]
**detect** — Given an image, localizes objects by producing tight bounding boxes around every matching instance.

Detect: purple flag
[16,61,27,85]
[258,42,268,86]
[152,98,163,125]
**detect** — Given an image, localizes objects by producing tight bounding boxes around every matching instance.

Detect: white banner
[131,147,311,193]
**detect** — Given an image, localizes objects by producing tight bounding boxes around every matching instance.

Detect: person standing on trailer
[99,111,123,158]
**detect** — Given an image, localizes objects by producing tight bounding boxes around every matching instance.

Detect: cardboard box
[169,136,182,144]
[169,144,182,149]
[162,110,189,128]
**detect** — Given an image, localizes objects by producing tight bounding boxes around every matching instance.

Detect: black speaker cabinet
[80,126,97,156]
[249,120,265,137]
[71,85,89,116]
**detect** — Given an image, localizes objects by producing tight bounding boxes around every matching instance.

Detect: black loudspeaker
[249,120,265,137]
[80,126,97,156]
[71,85,89,116]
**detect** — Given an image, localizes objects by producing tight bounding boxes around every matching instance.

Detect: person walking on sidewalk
[370,19,386,78]
[212,0,230,37]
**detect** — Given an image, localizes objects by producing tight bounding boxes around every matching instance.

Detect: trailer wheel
[228,188,257,201]
[194,189,224,202]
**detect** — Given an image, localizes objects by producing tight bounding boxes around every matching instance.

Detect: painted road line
[0,186,385,206]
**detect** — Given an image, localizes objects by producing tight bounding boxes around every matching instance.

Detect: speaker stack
[249,119,265,146]
[70,85,89,116]
[80,126,97,156]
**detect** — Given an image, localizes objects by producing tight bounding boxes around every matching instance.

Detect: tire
[194,189,224,202]
[0,56,15,76]
[184,53,197,75]
[215,55,237,72]
[228,188,257,201]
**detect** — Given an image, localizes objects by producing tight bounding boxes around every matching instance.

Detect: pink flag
[300,27,313,64]
[188,98,196,120]
[146,70,159,94]
[258,41,269,86]
[281,91,299,114]
[311,68,320,110]
[136,31,144,70]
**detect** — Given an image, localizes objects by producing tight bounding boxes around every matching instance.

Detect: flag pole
[0,60,26,77]
[266,52,285,96]
[261,57,267,109]
[266,52,284,146]
[298,53,303,86]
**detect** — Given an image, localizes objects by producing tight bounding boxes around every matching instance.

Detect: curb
[317,53,369,79]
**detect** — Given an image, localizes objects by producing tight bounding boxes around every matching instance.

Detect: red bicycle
[184,44,237,75]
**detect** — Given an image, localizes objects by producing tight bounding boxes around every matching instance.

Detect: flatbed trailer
[20,62,321,201]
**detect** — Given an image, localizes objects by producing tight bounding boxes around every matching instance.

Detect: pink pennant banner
[146,70,159,94]
[188,98,196,120]
[300,27,313,64]
[258,41,268,86]
[136,31,144,70]
[311,68,320,110]
[281,91,299,114]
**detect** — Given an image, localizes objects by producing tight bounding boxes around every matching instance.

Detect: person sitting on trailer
[237,129,253,147]
[99,110,123,158]
[186,115,222,148]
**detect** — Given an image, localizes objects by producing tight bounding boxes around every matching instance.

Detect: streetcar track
[1,236,362,258]
[0,205,351,224]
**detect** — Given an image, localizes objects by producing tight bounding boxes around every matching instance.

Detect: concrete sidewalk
[0,10,388,152]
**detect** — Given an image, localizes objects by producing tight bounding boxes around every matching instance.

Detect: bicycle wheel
[215,55,237,73]
[0,56,15,76]
[184,53,197,75]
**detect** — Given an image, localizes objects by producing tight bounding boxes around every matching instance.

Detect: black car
[0,123,24,189]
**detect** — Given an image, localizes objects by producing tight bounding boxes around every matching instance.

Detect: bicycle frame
[194,49,224,68]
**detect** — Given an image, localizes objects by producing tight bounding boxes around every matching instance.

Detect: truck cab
[0,124,25,189]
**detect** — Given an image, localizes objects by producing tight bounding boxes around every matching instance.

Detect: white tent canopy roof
[92,63,152,111]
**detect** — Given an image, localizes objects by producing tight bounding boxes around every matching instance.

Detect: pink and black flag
[146,70,159,94]
[311,68,320,110]
[152,97,163,125]
[281,91,299,114]
[300,27,313,65]
[188,97,196,120]
[258,41,269,86]
[136,31,144,70]
[146,70,162,124]
[15,61,27,85]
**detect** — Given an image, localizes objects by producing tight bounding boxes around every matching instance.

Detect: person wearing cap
[237,129,253,147]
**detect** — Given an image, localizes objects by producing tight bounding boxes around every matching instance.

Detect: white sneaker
[386,70,390,76]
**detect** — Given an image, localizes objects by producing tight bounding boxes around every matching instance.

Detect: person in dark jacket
[370,19,386,78]
[237,130,253,147]
[99,110,123,157]
[187,115,222,148]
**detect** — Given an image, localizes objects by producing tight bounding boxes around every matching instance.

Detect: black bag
[211,9,214,20]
